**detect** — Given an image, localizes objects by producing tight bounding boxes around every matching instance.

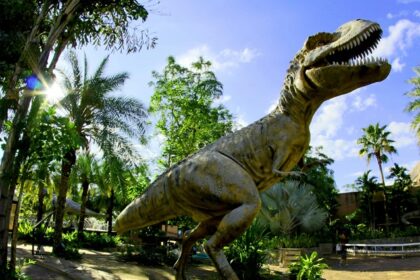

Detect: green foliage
[288,251,328,280]
[224,222,270,280]
[79,232,122,250]
[357,123,397,168]
[6,258,35,280]
[17,220,33,241]
[259,181,328,235]
[70,0,156,53]
[26,106,81,172]
[405,66,420,140]
[299,146,338,217]
[149,56,233,168]
[387,163,414,223]
[344,221,420,241]
[272,233,319,249]
[0,0,36,86]
[355,170,380,228]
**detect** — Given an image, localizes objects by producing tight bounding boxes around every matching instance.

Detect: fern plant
[288,251,328,280]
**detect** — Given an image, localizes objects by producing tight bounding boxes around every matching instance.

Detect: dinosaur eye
[304,32,334,50]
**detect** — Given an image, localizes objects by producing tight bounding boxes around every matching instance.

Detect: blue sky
[76,0,420,192]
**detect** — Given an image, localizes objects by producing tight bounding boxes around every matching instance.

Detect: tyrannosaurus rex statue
[115,19,391,279]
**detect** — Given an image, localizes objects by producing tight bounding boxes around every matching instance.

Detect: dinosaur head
[291,19,391,101]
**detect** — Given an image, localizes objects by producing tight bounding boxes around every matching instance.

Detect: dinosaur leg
[205,202,260,280]
[174,218,220,280]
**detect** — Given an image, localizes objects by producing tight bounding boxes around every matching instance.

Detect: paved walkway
[13,243,420,279]
[323,255,420,280]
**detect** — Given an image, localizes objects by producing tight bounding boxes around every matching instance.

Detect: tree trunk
[10,179,25,272]
[107,189,115,235]
[0,117,31,274]
[36,183,46,223]
[53,149,76,255]
[77,179,89,239]
[0,0,83,269]
[376,156,390,234]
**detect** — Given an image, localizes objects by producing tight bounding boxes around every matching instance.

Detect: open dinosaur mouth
[304,21,391,91]
[320,23,388,67]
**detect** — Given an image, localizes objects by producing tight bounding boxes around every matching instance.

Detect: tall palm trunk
[376,155,389,233]
[0,135,29,273]
[0,1,80,270]
[107,189,115,235]
[53,149,76,255]
[10,179,25,272]
[77,179,89,239]
[36,182,46,223]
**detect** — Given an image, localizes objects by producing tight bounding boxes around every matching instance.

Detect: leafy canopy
[405,66,420,141]
[149,56,233,167]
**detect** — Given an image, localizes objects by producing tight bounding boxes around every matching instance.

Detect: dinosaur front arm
[271,148,303,178]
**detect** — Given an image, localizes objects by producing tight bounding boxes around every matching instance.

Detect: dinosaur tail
[114,176,178,234]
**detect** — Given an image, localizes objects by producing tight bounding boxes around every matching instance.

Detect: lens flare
[44,82,66,104]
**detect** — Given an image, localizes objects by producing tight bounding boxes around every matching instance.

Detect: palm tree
[53,51,148,254]
[355,170,379,229]
[405,66,420,140]
[387,163,413,225]
[357,123,396,232]
[258,180,327,235]
[69,151,97,239]
[94,155,136,234]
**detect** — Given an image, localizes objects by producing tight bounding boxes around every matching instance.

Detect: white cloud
[135,133,166,161]
[310,95,360,160]
[391,57,406,72]
[351,94,377,111]
[387,121,417,148]
[386,11,409,19]
[177,45,261,72]
[310,90,379,160]
[373,19,420,58]
[311,135,359,160]
[233,114,249,130]
[213,95,232,105]
[311,96,348,138]
[266,99,279,114]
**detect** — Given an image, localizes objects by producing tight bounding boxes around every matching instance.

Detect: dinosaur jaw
[302,20,391,96]
[306,61,391,94]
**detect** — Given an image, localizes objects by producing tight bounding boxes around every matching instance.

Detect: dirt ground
[14,243,420,280]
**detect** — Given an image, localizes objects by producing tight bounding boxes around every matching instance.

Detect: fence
[346,242,420,257]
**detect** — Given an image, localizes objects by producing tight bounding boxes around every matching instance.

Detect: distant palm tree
[94,155,136,234]
[387,163,413,225]
[53,51,148,254]
[69,151,97,238]
[259,180,327,235]
[357,123,396,231]
[355,170,379,229]
[405,66,420,141]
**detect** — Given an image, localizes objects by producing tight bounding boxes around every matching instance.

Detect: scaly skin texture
[115,19,391,279]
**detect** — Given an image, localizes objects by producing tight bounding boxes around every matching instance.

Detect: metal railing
[345,242,420,256]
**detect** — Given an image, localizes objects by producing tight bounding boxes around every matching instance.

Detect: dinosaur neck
[276,84,321,127]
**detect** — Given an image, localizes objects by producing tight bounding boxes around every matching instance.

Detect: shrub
[17,220,33,242]
[288,251,328,280]
[79,232,122,250]
[6,258,35,280]
[224,222,270,280]
[274,233,318,249]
